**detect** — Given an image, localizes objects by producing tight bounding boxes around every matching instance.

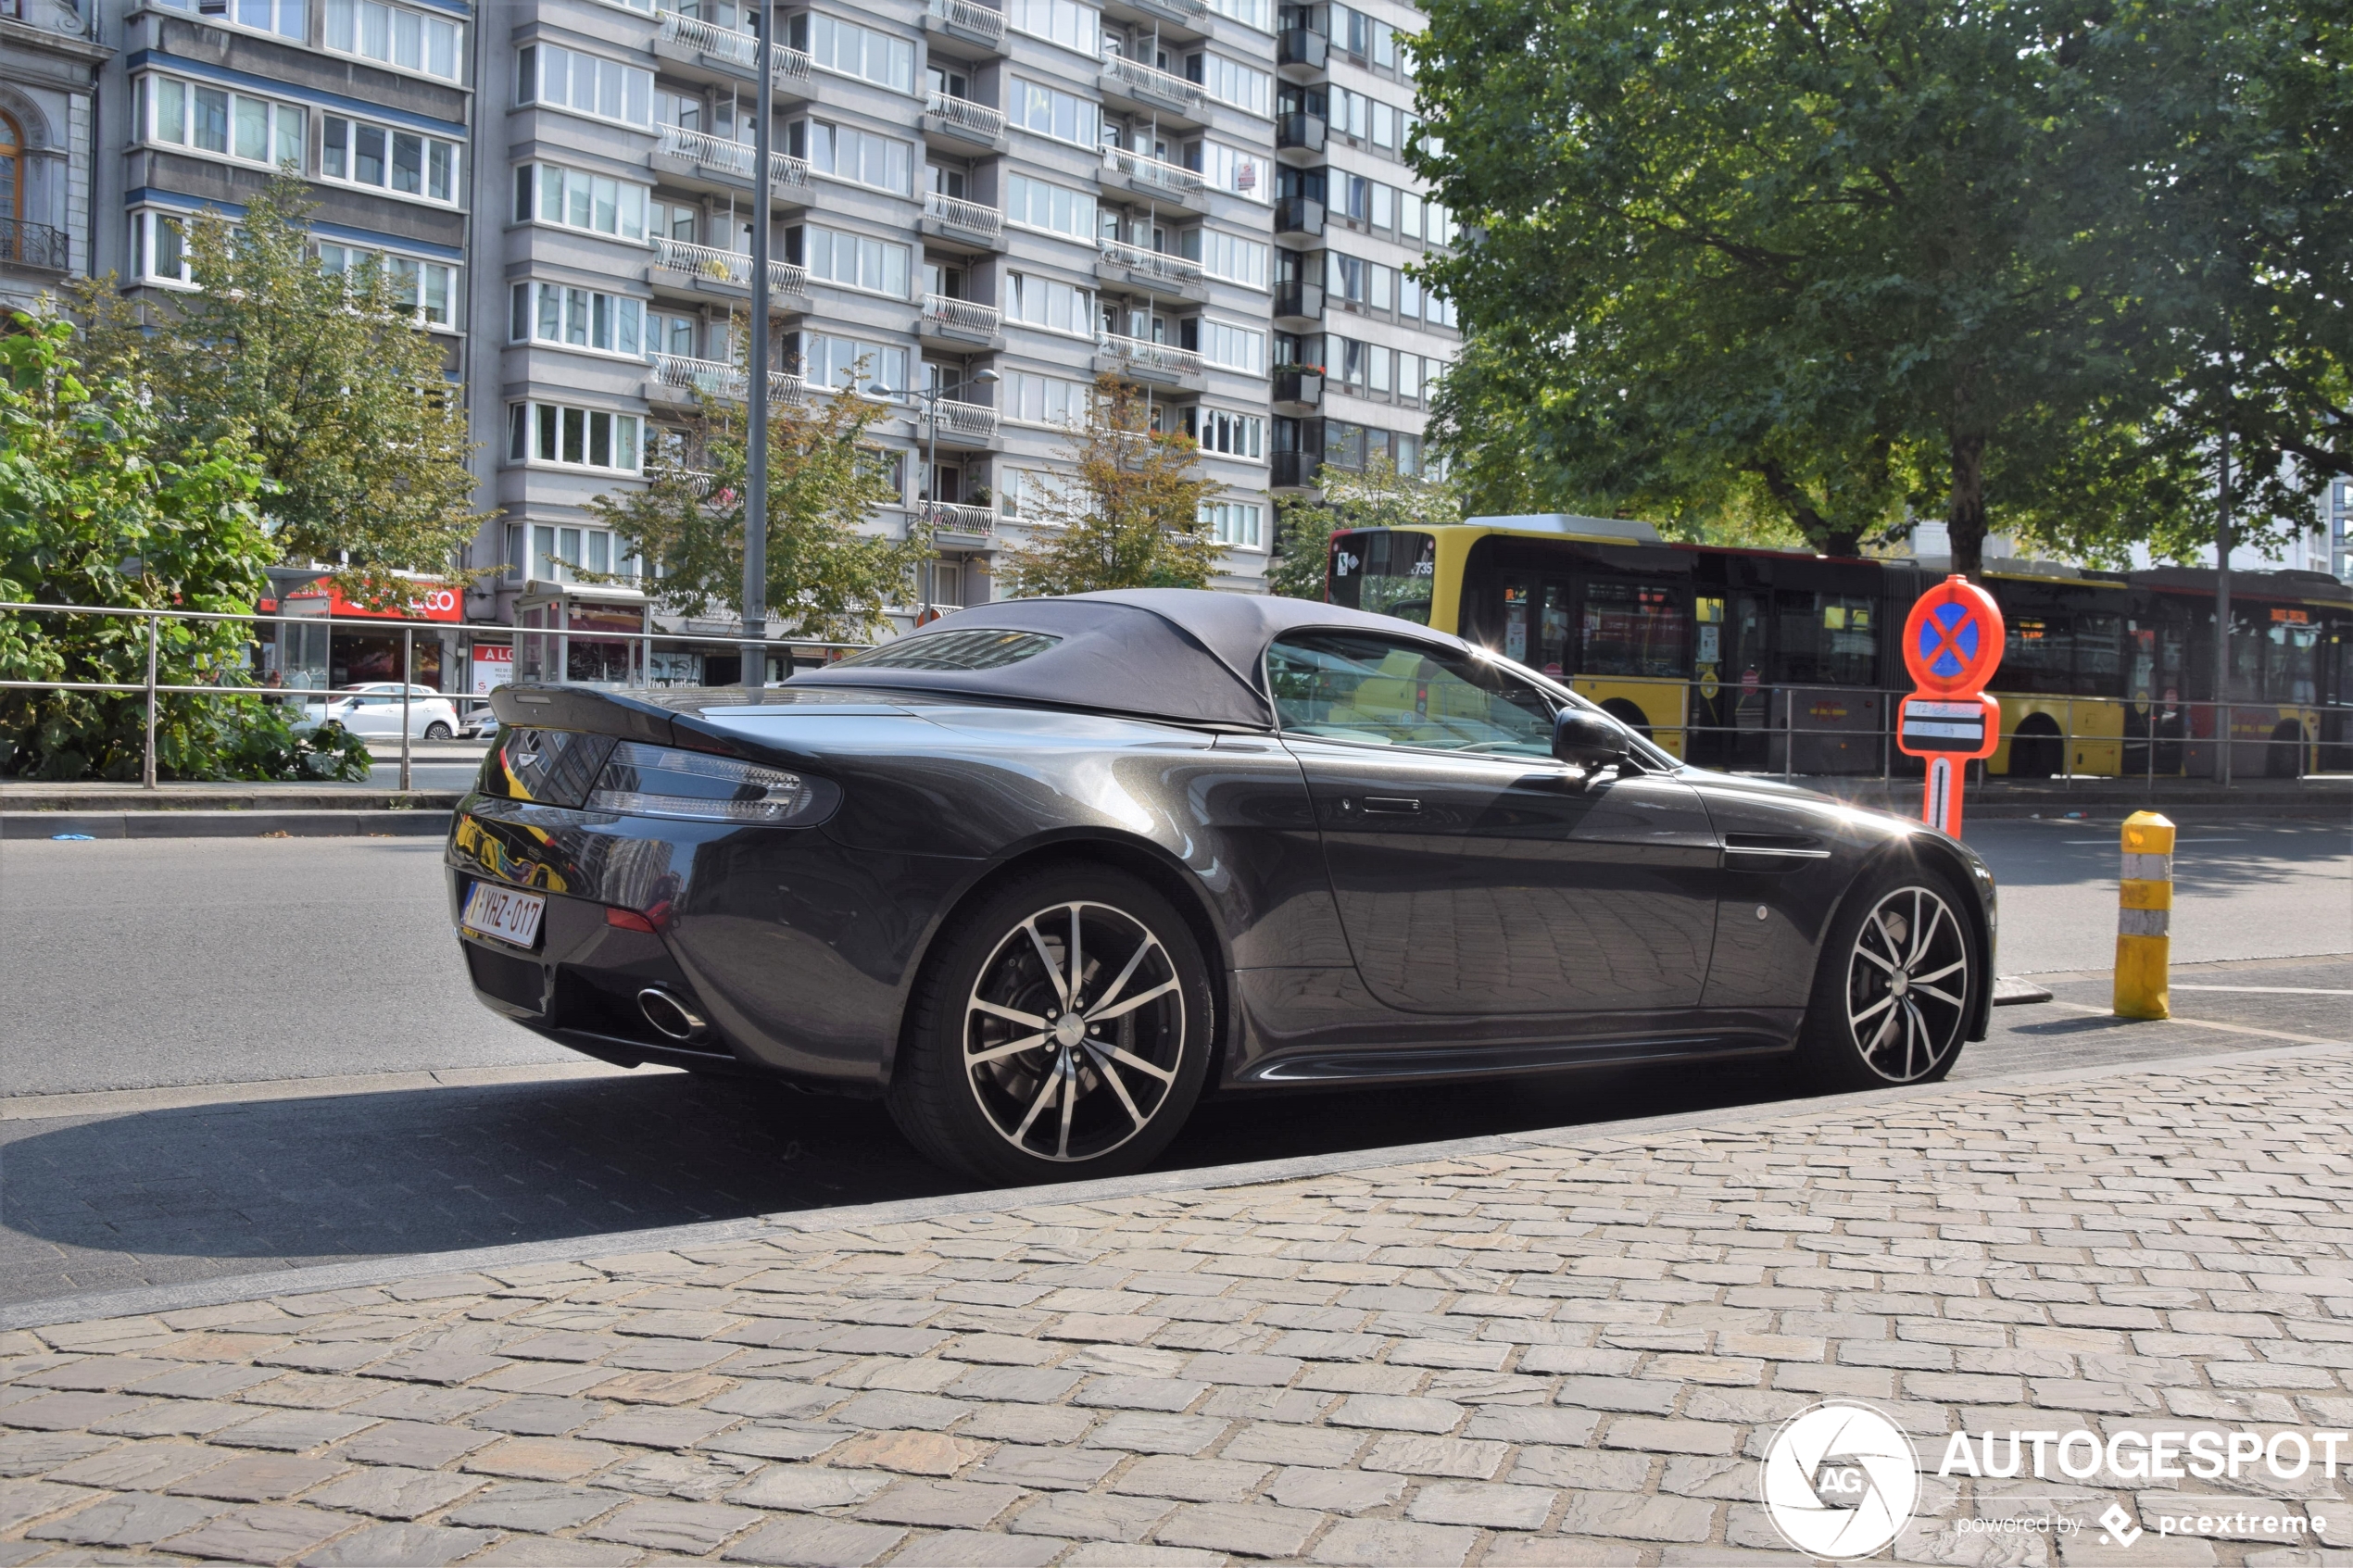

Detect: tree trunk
[1945,433,1988,577]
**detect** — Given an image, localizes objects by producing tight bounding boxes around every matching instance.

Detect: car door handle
[1353,797,1423,815]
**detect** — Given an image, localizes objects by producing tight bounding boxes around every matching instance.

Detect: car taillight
[587,742,834,825]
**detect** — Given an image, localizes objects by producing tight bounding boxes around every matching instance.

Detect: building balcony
[1111,0,1208,31]
[1275,195,1325,237]
[920,190,1006,251]
[647,354,810,408]
[1277,26,1328,73]
[1272,369,1323,410]
[1100,51,1207,118]
[1272,451,1315,488]
[1273,280,1325,324]
[0,217,69,273]
[922,0,1009,57]
[915,399,1001,447]
[923,89,1006,154]
[1096,331,1205,388]
[1101,146,1210,212]
[653,11,815,94]
[919,292,1004,348]
[655,124,812,201]
[922,500,999,540]
[1096,237,1209,303]
[650,238,812,308]
[1276,112,1327,155]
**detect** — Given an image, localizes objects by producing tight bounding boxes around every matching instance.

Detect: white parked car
[299,684,461,741]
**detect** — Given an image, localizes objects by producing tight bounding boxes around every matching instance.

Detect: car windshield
[1266,631,1554,755]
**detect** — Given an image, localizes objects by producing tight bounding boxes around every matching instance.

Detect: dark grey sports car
[447,590,1995,1183]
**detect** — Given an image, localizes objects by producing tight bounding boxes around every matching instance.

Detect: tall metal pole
[921,381,938,623]
[741,0,774,689]
[2214,419,2233,784]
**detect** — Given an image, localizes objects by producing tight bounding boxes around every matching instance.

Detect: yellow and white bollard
[2113,810,2173,1019]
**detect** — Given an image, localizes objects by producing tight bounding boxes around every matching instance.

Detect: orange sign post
[1896,575,2005,837]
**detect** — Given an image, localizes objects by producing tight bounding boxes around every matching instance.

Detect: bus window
[1771,591,1875,686]
[1329,530,1435,623]
[2230,608,2264,700]
[2267,610,2318,704]
[1540,584,1569,676]
[2004,612,2075,696]
[1502,584,1530,662]
[2076,613,2123,697]
[1580,582,1688,678]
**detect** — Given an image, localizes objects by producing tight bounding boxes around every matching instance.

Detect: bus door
[2122,605,2188,777]
[2322,614,2353,771]
[1689,591,1770,770]
[1568,579,1691,758]
[1494,578,1572,677]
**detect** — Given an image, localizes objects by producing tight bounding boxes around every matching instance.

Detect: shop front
[267,578,464,691]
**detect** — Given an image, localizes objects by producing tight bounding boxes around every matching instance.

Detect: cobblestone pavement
[0,1046,2348,1565]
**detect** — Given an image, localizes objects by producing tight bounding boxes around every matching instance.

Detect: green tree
[591,362,921,642]
[0,315,364,781]
[995,374,1220,597]
[1267,455,1462,599]
[1413,0,2150,571]
[70,175,484,604]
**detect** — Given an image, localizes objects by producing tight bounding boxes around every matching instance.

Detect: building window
[1188,53,1270,116]
[514,163,649,241]
[790,119,913,196]
[1204,0,1268,30]
[143,75,305,169]
[1010,79,1100,147]
[0,113,20,232]
[517,44,655,128]
[325,0,462,80]
[163,0,306,42]
[510,282,645,357]
[800,332,908,398]
[510,523,640,583]
[1186,140,1267,202]
[1190,408,1265,459]
[792,12,915,93]
[507,403,646,473]
[999,467,1057,518]
[1200,499,1264,548]
[1006,172,1095,243]
[1007,0,1094,54]
[133,209,195,287]
[321,115,460,204]
[319,242,459,328]
[1005,272,1092,337]
[1007,372,1089,427]
[789,223,911,298]
[1197,320,1265,374]
[1188,228,1269,290]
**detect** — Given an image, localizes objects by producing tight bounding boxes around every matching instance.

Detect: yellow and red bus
[1326,515,2353,778]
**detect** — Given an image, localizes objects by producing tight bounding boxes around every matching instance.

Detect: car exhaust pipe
[636,987,708,1042]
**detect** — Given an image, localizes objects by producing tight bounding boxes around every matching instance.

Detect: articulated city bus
[1326,516,2353,778]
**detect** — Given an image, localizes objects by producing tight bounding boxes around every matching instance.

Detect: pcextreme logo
[1759,1401,1919,1559]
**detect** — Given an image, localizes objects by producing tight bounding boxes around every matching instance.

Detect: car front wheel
[1796,865,1979,1091]
[423,721,454,741]
[889,868,1214,1184]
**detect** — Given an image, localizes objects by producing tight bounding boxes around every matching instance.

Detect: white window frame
[1005,272,1094,339]
[1006,0,1096,56]
[1005,172,1096,244]
[154,0,307,43]
[800,332,910,399]
[796,223,912,299]
[1192,408,1265,461]
[1191,227,1269,290]
[1199,318,1265,374]
[317,242,462,330]
[132,208,198,289]
[1191,53,1271,117]
[1203,0,1269,33]
[506,401,647,474]
[1189,140,1268,203]
[798,12,917,94]
[1005,370,1090,428]
[514,162,650,243]
[324,0,465,82]
[1009,78,1101,148]
[140,73,306,170]
[321,112,463,206]
[1200,497,1265,549]
[517,43,656,130]
[794,118,914,196]
[510,282,647,358]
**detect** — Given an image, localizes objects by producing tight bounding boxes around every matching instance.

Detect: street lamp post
[741,0,775,689]
[877,366,999,624]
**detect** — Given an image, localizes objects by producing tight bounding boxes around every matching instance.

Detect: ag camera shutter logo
[1760,1401,1919,1558]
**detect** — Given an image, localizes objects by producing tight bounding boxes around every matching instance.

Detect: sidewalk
[0,1044,2345,1565]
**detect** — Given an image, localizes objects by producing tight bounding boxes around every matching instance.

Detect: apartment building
[473,0,1283,671]
[1268,0,1454,495]
[2,0,109,313]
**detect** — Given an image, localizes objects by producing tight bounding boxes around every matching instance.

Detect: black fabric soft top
[786,590,1466,728]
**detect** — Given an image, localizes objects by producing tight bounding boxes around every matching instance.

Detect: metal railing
[654,11,813,85]
[1101,51,1206,108]
[1099,237,1205,284]
[648,353,810,405]
[921,292,1002,336]
[914,396,1000,440]
[926,0,1004,42]
[0,216,69,271]
[651,236,811,295]
[925,90,1006,139]
[923,190,1003,238]
[1102,144,1204,194]
[921,500,998,537]
[1098,331,1204,377]
[656,124,812,188]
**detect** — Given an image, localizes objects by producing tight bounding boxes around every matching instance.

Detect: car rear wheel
[1796,865,1978,1091]
[889,868,1213,1184]
[423,721,454,741]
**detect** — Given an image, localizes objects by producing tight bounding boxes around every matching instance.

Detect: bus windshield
[1329,530,1436,624]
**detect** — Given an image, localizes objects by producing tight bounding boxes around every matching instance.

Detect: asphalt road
[0,814,2341,1308]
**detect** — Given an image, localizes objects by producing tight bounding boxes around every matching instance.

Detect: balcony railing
[1277,27,1328,69]
[1102,145,1203,195]
[648,354,810,405]
[924,190,1003,239]
[1098,237,1205,285]
[1098,332,1203,377]
[922,500,998,537]
[0,217,69,271]
[926,0,1004,43]
[922,293,1003,336]
[1276,112,1327,153]
[925,90,1006,139]
[1275,195,1326,236]
[651,237,811,295]
[917,399,1000,440]
[657,125,811,188]
[1274,281,1325,320]
[1132,0,1209,20]
[1101,51,1205,109]
[654,11,814,85]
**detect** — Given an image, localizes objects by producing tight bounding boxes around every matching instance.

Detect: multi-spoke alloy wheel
[889,870,1211,1183]
[1829,883,1972,1084]
[963,901,1187,1163]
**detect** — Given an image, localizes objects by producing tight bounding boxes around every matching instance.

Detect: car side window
[1267,631,1555,756]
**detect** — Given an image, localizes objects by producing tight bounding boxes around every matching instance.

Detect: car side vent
[478,728,621,809]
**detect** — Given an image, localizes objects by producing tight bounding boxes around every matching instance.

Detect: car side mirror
[1553,708,1630,770]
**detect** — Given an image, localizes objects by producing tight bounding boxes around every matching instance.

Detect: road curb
[0,1033,2336,1334]
[1,809,454,839]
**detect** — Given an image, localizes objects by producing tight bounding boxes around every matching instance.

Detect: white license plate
[463,882,547,949]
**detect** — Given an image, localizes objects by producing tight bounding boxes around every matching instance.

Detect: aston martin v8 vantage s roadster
[447,590,1995,1183]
